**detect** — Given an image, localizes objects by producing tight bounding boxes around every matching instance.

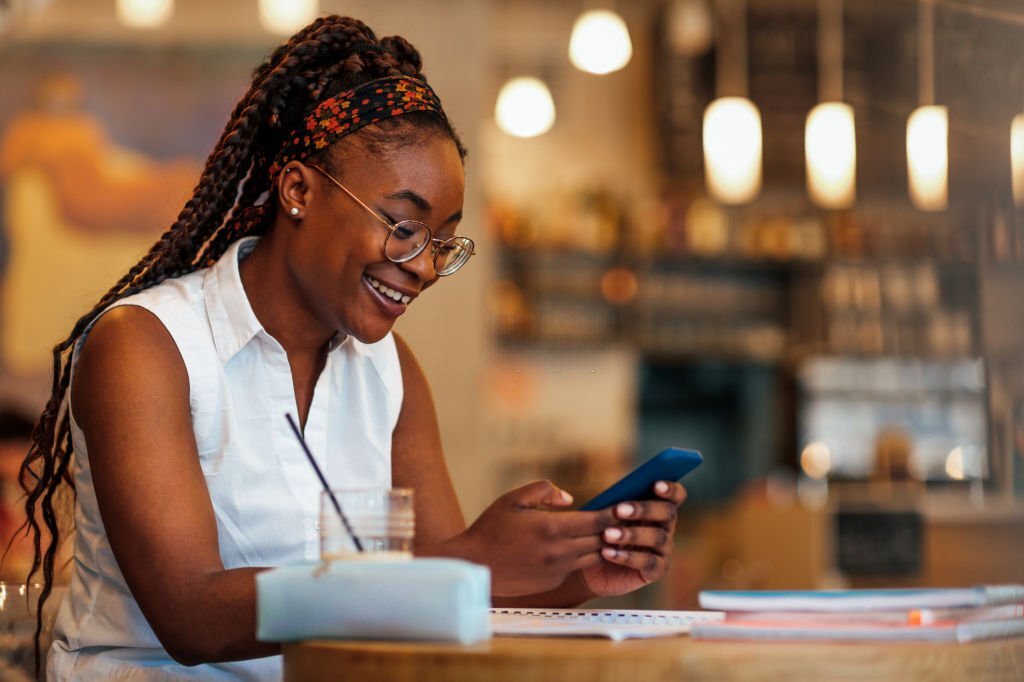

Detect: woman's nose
[399,242,437,282]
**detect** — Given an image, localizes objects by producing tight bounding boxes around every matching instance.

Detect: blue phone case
[579,448,703,511]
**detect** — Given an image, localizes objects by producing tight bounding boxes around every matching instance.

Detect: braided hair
[11,15,466,669]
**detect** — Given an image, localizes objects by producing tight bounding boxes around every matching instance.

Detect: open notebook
[489,608,725,641]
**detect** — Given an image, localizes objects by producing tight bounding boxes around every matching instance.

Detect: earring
[289,207,300,217]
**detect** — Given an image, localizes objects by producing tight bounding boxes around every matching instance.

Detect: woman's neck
[237,228,336,360]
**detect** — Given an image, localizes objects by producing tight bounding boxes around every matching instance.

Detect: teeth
[366,276,411,306]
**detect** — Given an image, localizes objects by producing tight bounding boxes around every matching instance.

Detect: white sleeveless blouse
[48,236,404,680]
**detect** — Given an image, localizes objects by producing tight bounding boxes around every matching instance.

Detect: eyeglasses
[305,163,475,277]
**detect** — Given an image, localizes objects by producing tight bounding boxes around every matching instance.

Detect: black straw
[285,413,364,552]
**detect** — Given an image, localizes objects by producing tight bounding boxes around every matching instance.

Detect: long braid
[11,15,445,673]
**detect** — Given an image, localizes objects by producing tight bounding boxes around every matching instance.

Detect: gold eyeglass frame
[303,162,476,276]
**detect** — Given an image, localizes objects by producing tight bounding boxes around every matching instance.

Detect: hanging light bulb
[703,0,760,204]
[805,0,855,209]
[116,0,173,29]
[703,97,762,205]
[569,9,633,75]
[907,0,946,211]
[1012,114,1024,206]
[495,77,556,138]
[259,0,318,36]
[907,105,948,211]
[806,103,856,209]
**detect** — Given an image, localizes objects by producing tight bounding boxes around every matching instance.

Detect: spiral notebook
[489,608,725,641]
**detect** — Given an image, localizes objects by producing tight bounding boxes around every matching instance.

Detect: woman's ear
[277,161,315,221]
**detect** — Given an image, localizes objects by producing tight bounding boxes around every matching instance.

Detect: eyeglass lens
[384,222,474,276]
[434,236,474,275]
[384,222,431,262]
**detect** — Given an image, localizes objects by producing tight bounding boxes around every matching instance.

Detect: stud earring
[289,207,300,217]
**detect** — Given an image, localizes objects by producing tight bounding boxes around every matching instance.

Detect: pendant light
[495,76,556,138]
[259,0,318,36]
[907,0,947,211]
[805,0,855,209]
[116,0,173,29]
[703,0,762,205]
[569,8,633,75]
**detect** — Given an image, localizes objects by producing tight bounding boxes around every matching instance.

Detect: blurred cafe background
[1,0,1023,617]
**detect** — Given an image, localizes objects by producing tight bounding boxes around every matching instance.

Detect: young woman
[17,15,687,680]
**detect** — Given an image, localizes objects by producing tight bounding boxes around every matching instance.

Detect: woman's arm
[390,334,688,606]
[71,305,277,665]
[390,334,608,603]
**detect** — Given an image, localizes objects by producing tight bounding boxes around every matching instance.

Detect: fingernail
[560,490,573,503]
[616,503,635,518]
[604,527,623,542]
[602,547,617,560]
[655,481,669,494]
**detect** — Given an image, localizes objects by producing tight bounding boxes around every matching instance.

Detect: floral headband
[210,75,446,266]
[267,75,447,179]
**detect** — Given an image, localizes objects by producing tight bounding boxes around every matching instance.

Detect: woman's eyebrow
[384,189,430,211]
[384,189,462,224]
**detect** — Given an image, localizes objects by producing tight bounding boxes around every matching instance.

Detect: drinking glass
[319,488,415,562]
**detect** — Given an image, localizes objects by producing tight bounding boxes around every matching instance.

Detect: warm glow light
[600,267,639,305]
[703,97,762,205]
[116,0,173,29]
[259,0,318,36]
[805,102,856,209]
[907,105,948,211]
[1012,114,1024,206]
[800,442,832,480]
[495,77,556,138]
[945,446,965,480]
[569,10,633,75]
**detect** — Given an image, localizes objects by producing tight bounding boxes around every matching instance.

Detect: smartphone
[579,448,703,511]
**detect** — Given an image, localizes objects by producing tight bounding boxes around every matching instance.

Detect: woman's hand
[576,481,687,597]
[426,479,687,604]
[452,481,615,597]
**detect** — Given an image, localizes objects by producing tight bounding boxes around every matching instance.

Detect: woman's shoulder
[82,304,182,360]
[114,268,209,321]
[72,304,190,417]
[73,268,216,383]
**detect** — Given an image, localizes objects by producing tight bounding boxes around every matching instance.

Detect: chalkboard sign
[836,509,923,577]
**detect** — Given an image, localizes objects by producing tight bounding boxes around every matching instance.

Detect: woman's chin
[345,320,396,345]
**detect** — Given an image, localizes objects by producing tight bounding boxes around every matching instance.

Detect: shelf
[500,247,977,273]
[494,244,982,363]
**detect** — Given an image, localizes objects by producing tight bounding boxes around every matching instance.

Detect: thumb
[504,480,574,510]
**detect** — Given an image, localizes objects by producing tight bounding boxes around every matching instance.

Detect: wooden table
[284,634,1024,681]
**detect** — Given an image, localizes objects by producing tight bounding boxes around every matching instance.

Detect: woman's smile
[363,273,417,317]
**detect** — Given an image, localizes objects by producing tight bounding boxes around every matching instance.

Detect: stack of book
[692,585,1024,643]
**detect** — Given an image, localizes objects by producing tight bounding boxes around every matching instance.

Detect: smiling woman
[241,133,468,345]
[9,13,689,682]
